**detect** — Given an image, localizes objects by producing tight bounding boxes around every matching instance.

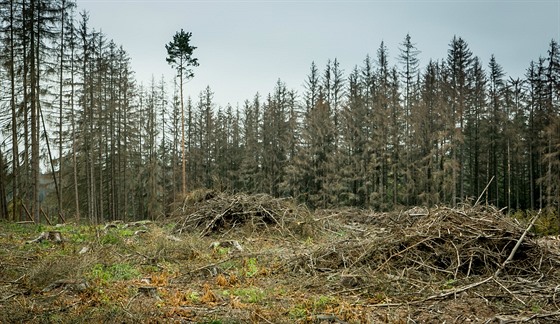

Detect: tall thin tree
[165,29,198,195]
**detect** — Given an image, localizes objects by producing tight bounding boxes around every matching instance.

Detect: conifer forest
[0,0,559,226]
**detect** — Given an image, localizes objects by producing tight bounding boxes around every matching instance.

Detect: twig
[367,275,496,308]
[421,275,494,302]
[1,293,17,301]
[253,311,275,324]
[492,277,526,305]
[494,209,541,278]
[188,255,237,274]
[366,237,434,272]
[450,240,460,280]
[474,176,494,207]
[366,302,408,307]
[200,201,236,236]
[554,284,560,310]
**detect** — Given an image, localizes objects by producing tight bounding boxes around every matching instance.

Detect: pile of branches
[172,192,313,237]
[290,206,557,281]
[369,206,548,278]
[285,206,560,321]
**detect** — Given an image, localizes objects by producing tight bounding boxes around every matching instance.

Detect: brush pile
[172,191,313,237]
[288,205,560,305]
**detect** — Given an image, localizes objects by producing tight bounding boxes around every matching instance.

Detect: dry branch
[494,209,542,277]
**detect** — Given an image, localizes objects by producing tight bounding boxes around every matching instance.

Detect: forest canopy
[0,0,558,224]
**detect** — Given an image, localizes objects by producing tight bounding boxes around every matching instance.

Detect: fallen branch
[421,275,494,302]
[492,277,526,305]
[200,201,236,237]
[26,231,63,244]
[253,311,275,324]
[494,209,541,278]
[474,176,494,207]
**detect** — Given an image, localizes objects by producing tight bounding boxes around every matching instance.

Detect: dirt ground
[1,194,560,323]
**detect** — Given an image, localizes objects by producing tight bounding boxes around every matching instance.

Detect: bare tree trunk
[70,32,80,222]
[0,150,8,219]
[180,68,187,195]
[30,0,40,223]
[58,0,67,221]
[22,0,30,222]
[9,0,19,222]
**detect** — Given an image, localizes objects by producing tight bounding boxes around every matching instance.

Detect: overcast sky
[78,0,559,108]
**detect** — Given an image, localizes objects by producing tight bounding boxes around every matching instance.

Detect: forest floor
[1,192,560,323]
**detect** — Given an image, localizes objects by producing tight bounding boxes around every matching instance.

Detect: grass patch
[89,262,141,283]
[223,287,266,303]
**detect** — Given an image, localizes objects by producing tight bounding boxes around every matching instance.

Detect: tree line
[0,1,558,225]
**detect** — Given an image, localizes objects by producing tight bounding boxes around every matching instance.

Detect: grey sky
[78,0,559,108]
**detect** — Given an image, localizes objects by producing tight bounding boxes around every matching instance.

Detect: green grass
[89,262,141,283]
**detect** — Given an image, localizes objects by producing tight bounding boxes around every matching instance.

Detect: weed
[0,221,34,234]
[313,295,336,310]
[243,257,258,277]
[216,247,230,256]
[442,279,457,289]
[289,305,308,319]
[188,291,201,303]
[531,302,543,313]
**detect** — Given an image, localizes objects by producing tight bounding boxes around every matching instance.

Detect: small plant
[216,247,229,256]
[442,279,457,289]
[117,228,135,237]
[188,291,200,303]
[313,295,336,311]
[289,305,308,319]
[243,257,259,277]
[531,302,543,312]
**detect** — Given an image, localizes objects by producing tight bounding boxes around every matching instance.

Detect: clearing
[1,193,560,323]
